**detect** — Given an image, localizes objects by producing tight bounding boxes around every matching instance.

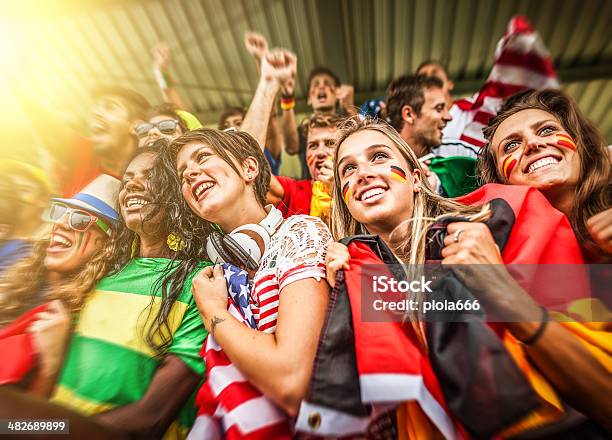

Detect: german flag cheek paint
[556,133,577,151]
[502,154,518,180]
[342,181,352,204]
[389,165,407,183]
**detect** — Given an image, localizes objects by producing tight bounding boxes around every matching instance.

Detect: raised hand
[261,49,297,87]
[281,74,296,97]
[152,43,172,71]
[244,31,269,63]
[335,84,355,112]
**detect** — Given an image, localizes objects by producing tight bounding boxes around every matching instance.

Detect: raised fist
[261,49,297,86]
[244,31,269,62]
[335,84,355,111]
[152,43,172,71]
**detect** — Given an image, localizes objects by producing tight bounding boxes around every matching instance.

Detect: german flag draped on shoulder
[296,184,609,439]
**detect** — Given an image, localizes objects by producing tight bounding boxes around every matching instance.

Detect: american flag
[442,15,560,149]
[188,264,291,440]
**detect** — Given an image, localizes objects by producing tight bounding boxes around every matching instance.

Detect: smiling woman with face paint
[478,89,611,262]
[0,174,120,396]
[329,118,487,261]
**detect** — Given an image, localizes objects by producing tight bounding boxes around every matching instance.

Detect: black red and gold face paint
[389,165,407,183]
[342,181,351,204]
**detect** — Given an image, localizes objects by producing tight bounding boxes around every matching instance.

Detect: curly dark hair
[149,128,273,274]
[82,141,211,353]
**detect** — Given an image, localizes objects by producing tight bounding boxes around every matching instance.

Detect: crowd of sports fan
[0,18,610,440]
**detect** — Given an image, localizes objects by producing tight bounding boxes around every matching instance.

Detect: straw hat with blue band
[51,174,121,235]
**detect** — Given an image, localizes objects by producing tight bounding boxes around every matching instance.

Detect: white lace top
[251,215,331,333]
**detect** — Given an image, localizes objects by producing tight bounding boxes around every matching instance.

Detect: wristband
[153,67,173,89]
[519,306,549,345]
[280,95,295,111]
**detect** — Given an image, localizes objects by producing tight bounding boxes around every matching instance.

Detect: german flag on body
[389,165,407,183]
[342,181,351,203]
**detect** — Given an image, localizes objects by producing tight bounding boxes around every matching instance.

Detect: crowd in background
[0,13,610,440]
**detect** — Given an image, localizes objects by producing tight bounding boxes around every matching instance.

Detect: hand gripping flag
[296,234,544,439]
[297,185,606,438]
[442,15,560,149]
[189,264,291,440]
[458,184,612,435]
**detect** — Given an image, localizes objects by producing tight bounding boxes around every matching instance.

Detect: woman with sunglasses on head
[134,103,202,149]
[157,125,331,427]
[46,143,211,439]
[0,174,121,396]
[477,89,611,263]
[325,117,611,435]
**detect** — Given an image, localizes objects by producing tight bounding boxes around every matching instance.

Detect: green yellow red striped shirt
[52,258,210,439]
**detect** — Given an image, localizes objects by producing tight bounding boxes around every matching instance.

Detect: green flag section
[52,258,211,440]
[429,156,479,198]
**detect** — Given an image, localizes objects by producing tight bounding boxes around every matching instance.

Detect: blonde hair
[330,117,490,342]
[331,117,489,264]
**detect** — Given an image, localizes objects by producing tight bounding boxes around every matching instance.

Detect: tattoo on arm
[210,316,226,337]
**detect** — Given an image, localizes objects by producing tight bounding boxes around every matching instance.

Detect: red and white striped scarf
[443,15,560,148]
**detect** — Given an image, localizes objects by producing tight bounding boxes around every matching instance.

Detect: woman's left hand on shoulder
[587,208,612,255]
[191,264,229,320]
[441,222,503,265]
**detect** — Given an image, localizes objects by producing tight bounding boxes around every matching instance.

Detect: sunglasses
[135,120,179,138]
[47,202,111,236]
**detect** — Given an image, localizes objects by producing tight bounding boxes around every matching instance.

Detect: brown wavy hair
[0,239,109,327]
[478,89,611,244]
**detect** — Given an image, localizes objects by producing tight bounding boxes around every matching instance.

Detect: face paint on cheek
[74,231,85,254]
[80,231,92,256]
[342,181,352,204]
[501,154,518,180]
[307,154,317,167]
[389,165,407,183]
[556,133,577,151]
